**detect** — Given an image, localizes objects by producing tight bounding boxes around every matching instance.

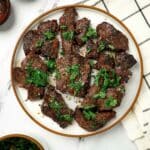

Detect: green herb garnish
[48,98,62,112]
[35,39,44,48]
[59,114,73,122]
[55,69,61,79]
[108,44,115,50]
[46,59,56,72]
[87,47,92,53]
[69,81,84,95]
[104,96,118,108]
[81,27,97,42]
[89,60,95,67]
[83,109,96,120]
[67,64,80,81]
[60,49,65,56]
[26,65,48,87]
[93,90,106,99]
[44,30,55,40]
[62,31,74,41]
[98,41,107,52]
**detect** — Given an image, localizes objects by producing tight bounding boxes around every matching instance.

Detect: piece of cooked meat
[115,52,137,69]
[86,85,101,98]
[56,54,91,97]
[75,18,90,46]
[96,22,128,51]
[37,20,59,34]
[85,39,98,59]
[95,53,115,70]
[96,88,124,111]
[21,53,47,72]
[41,85,74,128]
[40,38,59,58]
[75,107,116,131]
[27,85,44,100]
[59,7,78,55]
[59,7,78,27]
[12,67,28,88]
[23,30,42,55]
[115,66,132,83]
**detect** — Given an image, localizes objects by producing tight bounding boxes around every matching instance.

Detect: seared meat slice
[41,86,74,128]
[60,7,78,55]
[75,18,90,46]
[40,38,59,58]
[115,52,137,69]
[86,85,101,98]
[12,67,28,88]
[96,22,128,51]
[86,39,98,59]
[27,85,44,100]
[115,66,131,83]
[23,30,41,55]
[75,107,115,131]
[97,88,124,111]
[56,54,91,97]
[59,7,77,27]
[21,53,47,72]
[37,20,58,34]
[95,53,115,70]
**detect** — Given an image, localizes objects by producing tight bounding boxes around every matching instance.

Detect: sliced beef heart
[75,107,115,131]
[56,54,91,97]
[23,30,41,55]
[27,85,44,100]
[21,53,47,72]
[96,22,128,51]
[115,52,137,69]
[41,85,74,128]
[12,67,28,88]
[75,18,90,46]
[37,20,58,34]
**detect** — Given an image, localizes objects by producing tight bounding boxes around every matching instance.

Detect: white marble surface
[0,0,137,149]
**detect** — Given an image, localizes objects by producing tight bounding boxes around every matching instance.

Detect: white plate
[11,5,143,137]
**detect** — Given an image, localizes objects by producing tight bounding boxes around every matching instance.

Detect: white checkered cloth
[47,0,150,149]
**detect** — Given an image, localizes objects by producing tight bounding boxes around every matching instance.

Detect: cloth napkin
[48,0,150,149]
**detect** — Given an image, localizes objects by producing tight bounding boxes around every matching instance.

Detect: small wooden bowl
[0,133,44,150]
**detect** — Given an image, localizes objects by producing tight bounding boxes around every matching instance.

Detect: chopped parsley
[59,114,73,122]
[35,39,44,48]
[62,31,74,41]
[46,59,56,72]
[104,96,118,108]
[48,98,62,112]
[81,26,97,42]
[89,60,95,67]
[69,81,84,95]
[26,65,48,87]
[60,49,65,56]
[87,47,92,53]
[60,25,67,30]
[55,69,61,79]
[93,90,106,99]
[44,30,55,40]
[108,44,115,50]
[98,41,107,52]
[67,64,80,81]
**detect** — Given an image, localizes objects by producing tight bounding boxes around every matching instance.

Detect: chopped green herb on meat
[93,90,106,99]
[81,27,97,42]
[104,96,118,108]
[44,30,55,40]
[48,98,62,112]
[55,69,61,79]
[35,39,44,48]
[67,64,80,81]
[46,59,56,72]
[58,114,73,122]
[108,44,115,50]
[87,47,92,53]
[26,65,48,87]
[62,31,74,41]
[69,81,84,95]
[98,41,107,52]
